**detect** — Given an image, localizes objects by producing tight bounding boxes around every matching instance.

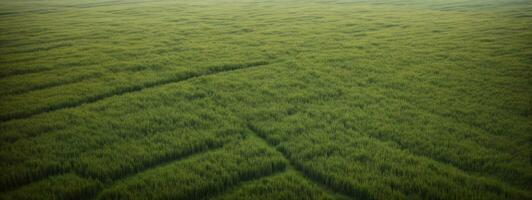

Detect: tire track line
[93,137,287,199]
[1,141,227,193]
[199,169,289,200]
[0,61,270,123]
[247,123,357,200]
[1,73,101,96]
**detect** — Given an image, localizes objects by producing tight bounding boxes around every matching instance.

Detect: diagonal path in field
[359,131,530,194]
[0,62,54,78]
[247,123,356,200]
[82,142,227,181]
[93,136,288,200]
[1,140,227,193]
[350,89,529,189]
[199,169,288,200]
[89,142,228,198]
[193,165,289,200]
[197,171,288,200]
[0,61,270,123]
[1,72,102,96]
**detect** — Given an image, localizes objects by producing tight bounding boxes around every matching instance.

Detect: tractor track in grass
[89,142,228,198]
[185,164,287,200]
[0,66,55,79]
[247,123,356,200]
[93,136,288,200]
[80,141,227,182]
[1,72,101,96]
[0,61,271,123]
[201,169,289,200]
[362,131,530,194]
[2,141,227,193]
[248,119,528,199]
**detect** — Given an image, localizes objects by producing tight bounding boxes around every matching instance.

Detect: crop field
[0,0,531,199]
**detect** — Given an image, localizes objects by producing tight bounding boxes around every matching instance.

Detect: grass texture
[0,0,531,199]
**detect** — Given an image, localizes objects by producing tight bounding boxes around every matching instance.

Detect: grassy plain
[0,0,531,199]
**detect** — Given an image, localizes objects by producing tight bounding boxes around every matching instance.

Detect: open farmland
[0,0,531,199]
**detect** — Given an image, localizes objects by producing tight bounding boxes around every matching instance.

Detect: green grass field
[0,0,531,199]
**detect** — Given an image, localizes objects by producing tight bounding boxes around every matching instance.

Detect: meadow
[0,0,531,199]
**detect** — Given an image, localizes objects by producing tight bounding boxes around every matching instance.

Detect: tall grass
[0,0,530,199]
